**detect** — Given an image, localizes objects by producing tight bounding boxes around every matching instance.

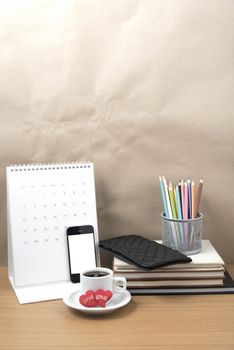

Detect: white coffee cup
[80,267,126,294]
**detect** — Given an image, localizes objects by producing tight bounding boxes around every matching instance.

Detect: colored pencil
[168,182,177,219]
[184,181,188,220]
[187,178,192,219]
[195,177,203,217]
[159,176,169,217]
[191,180,196,218]
[162,176,173,219]
[180,179,184,219]
[174,187,178,219]
[159,176,203,220]
[176,185,183,219]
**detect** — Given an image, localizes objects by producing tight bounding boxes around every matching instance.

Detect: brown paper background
[1,0,234,266]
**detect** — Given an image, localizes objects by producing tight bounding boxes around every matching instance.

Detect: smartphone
[66,225,97,283]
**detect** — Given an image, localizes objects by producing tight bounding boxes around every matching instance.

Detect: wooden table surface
[1,266,234,350]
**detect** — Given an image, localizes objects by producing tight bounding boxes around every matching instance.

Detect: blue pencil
[159,176,169,217]
[176,185,183,219]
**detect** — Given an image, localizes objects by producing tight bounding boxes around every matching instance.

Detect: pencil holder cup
[161,213,203,255]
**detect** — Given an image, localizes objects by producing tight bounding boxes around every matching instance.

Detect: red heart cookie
[95,289,113,308]
[79,290,97,307]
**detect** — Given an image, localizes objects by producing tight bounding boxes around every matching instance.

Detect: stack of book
[113,240,234,295]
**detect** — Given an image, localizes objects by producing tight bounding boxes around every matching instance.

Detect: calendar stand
[7,162,100,304]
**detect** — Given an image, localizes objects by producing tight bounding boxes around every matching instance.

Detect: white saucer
[63,290,131,315]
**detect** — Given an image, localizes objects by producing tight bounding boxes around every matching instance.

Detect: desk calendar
[6,162,100,304]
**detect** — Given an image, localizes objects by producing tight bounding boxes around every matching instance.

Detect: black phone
[66,225,97,283]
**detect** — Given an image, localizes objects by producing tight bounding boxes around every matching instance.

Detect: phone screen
[67,226,96,283]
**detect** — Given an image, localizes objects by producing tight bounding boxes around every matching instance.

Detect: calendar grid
[7,162,100,290]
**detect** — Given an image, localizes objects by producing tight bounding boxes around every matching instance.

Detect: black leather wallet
[99,235,192,269]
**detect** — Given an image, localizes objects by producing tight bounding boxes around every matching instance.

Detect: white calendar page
[7,163,100,288]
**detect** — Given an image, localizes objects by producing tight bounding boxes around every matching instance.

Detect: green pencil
[168,182,177,219]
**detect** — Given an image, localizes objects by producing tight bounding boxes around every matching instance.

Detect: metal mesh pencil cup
[161,213,203,255]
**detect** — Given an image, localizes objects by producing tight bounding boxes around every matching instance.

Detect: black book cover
[128,270,234,295]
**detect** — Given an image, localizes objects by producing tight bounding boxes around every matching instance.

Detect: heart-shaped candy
[79,290,97,307]
[94,289,113,308]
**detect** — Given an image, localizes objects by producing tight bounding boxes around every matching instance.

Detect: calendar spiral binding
[8,161,92,171]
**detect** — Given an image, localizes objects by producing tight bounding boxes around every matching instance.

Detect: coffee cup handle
[113,276,127,293]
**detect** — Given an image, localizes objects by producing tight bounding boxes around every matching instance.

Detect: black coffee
[84,271,109,278]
